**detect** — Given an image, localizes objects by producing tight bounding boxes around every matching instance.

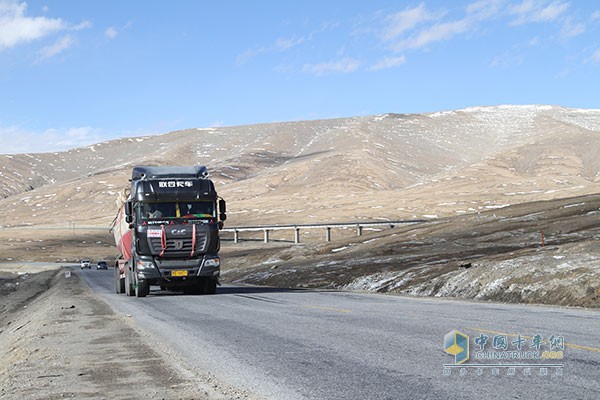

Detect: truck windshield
[140,201,214,220]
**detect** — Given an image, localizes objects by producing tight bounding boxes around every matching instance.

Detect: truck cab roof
[131,166,209,181]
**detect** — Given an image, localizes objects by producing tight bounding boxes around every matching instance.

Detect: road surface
[81,269,600,400]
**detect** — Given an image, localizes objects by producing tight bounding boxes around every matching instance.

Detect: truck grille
[147,226,208,257]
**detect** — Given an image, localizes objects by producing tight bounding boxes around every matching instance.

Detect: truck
[110,165,226,297]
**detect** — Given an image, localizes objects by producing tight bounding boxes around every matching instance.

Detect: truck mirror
[219,213,227,222]
[218,199,226,214]
[126,215,133,224]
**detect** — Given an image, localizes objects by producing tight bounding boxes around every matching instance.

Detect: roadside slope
[221,193,600,308]
[0,266,258,400]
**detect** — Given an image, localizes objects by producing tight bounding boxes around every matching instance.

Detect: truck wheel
[203,278,217,295]
[125,268,134,296]
[135,280,149,297]
[114,265,125,294]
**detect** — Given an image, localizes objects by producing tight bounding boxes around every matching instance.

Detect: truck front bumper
[135,256,220,281]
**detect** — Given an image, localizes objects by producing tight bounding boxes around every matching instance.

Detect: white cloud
[72,20,92,31]
[560,17,585,39]
[528,36,541,46]
[382,3,440,41]
[466,0,506,19]
[382,1,503,52]
[591,10,600,21]
[392,19,471,51]
[0,127,29,154]
[236,22,339,67]
[0,0,90,54]
[369,55,407,71]
[105,26,118,39]
[536,1,570,21]
[490,50,524,68]
[302,57,360,76]
[237,35,307,65]
[236,47,265,66]
[37,34,74,61]
[105,22,132,40]
[0,125,103,154]
[508,0,570,25]
[376,0,578,56]
[274,36,304,51]
[591,49,600,64]
[0,0,66,50]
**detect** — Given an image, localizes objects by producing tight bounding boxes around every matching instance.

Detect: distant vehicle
[80,259,91,269]
[96,261,108,270]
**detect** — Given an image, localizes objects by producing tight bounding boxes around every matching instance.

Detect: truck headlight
[203,258,220,268]
[136,260,154,270]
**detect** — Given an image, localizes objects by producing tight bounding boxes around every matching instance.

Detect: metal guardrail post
[220,220,424,244]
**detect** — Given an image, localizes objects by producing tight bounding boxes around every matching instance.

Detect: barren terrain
[2,105,600,229]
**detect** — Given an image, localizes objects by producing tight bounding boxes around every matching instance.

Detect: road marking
[466,327,600,353]
[304,305,352,313]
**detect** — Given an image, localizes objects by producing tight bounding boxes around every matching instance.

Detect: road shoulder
[0,267,206,399]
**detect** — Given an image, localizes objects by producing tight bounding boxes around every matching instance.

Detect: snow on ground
[343,243,600,307]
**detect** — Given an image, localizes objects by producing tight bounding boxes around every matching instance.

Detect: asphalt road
[81,269,600,400]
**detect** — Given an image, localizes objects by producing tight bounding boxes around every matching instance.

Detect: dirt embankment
[0,265,255,400]
[221,194,600,309]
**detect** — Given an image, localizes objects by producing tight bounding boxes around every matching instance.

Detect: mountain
[1,105,600,229]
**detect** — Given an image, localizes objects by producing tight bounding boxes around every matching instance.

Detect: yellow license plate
[171,270,188,277]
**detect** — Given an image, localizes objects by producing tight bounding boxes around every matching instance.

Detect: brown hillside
[2,105,599,228]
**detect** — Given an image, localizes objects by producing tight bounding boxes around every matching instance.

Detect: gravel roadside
[0,265,253,400]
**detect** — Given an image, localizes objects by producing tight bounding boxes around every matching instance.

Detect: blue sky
[1,0,599,154]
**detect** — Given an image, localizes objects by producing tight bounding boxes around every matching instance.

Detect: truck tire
[125,268,134,296]
[115,265,125,294]
[203,278,217,295]
[135,279,149,297]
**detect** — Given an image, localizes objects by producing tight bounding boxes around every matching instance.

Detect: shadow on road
[145,284,315,297]
[218,285,307,295]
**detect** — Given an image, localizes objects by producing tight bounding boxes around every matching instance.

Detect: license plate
[171,270,188,277]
